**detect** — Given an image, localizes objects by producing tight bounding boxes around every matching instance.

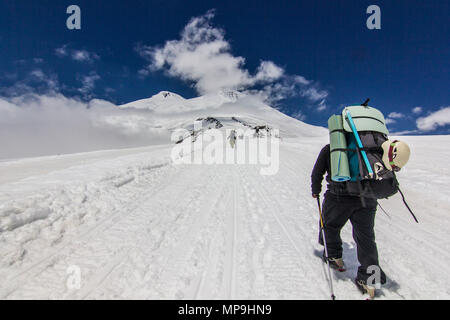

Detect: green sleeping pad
[342,106,389,135]
[328,115,351,182]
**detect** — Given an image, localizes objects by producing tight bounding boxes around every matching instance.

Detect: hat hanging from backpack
[381,140,411,171]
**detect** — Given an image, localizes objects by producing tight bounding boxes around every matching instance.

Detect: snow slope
[1,132,449,299]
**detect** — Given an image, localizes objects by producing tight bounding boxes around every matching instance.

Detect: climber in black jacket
[311,144,386,288]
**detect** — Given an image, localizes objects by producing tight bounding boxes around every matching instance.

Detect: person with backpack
[311,144,386,291]
[312,102,412,298]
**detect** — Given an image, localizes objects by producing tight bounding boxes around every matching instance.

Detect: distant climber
[228,130,237,148]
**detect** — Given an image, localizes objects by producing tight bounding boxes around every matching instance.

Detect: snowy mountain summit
[120,90,242,113]
[118,90,327,140]
[119,90,187,112]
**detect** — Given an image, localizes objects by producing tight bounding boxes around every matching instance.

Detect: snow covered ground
[1,134,449,300]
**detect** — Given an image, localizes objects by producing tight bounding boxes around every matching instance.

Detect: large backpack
[328,103,399,199]
[345,131,399,199]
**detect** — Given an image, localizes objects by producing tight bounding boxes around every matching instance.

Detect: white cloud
[388,112,404,119]
[55,45,68,57]
[29,69,46,80]
[317,99,327,111]
[0,94,170,159]
[136,10,328,110]
[301,87,328,102]
[1,69,101,101]
[293,75,310,85]
[29,70,59,90]
[412,106,423,114]
[79,72,101,96]
[416,107,450,131]
[390,129,418,136]
[255,61,284,82]
[0,70,60,96]
[385,112,405,126]
[136,10,254,94]
[72,50,100,63]
[137,68,150,78]
[258,82,296,102]
[385,118,396,125]
[55,45,99,63]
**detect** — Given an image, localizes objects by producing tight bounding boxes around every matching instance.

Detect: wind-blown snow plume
[137,10,328,109]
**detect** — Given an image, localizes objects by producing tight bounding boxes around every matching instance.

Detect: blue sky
[0,0,449,134]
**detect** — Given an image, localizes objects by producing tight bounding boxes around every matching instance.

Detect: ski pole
[377,202,391,219]
[316,196,336,300]
[398,188,419,223]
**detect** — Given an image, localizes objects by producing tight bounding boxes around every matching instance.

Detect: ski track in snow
[0,137,449,299]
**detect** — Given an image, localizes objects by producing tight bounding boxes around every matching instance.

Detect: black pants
[319,191,386,283]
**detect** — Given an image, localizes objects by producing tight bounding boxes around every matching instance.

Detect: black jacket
[311,144,332,196]
[311,145,362,199]
[312,145,378,206]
